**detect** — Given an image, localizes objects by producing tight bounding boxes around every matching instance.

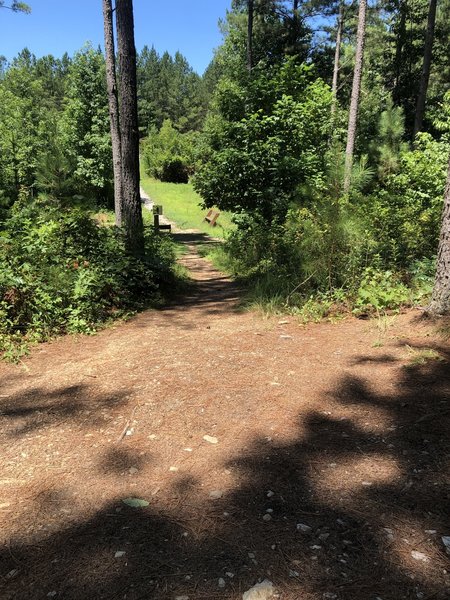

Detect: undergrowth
[0,198,181,361]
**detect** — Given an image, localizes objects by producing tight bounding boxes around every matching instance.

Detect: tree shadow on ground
[1,347,449,599]
[0,384,129,439]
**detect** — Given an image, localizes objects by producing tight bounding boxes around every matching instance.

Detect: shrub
[0,199,177,358]
[142,120,197,183]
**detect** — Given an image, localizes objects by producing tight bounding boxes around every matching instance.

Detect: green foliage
[0,200,177,359]
[137,47,207,134]
[367,133,448,266]
[142,120,198,183]
[60,45,112,201]
[353,268,410,314]
[195,60,332,224]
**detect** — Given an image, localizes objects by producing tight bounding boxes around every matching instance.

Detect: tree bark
[343,0,367,194]
[102,0,123,227]
[413,0,437,137]
[115,0,144,256]
[428,154,450,315]
[247,0,254,72]
[393,0,407,104]
[331,1,344,120]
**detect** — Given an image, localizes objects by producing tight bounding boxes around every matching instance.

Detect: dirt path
[0,236,449,600]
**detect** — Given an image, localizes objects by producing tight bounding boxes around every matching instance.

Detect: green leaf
[122,497,149,508]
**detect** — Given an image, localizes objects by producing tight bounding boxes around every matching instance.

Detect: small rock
[280,335,293,339]
[128,467,138,474]
[297,523,312,533]
[242,579,276,600]
[148,434,157,440]
[323,594,338,600]
[175,596,189,600]
[266,508,273,514]
[411,551,429,562]
[278,320,289,325]
[310,545,322,550]
[262,513,272,522]
[184,448,193,452]
[115,551,126,558]
[319,533,330,541]
[361,481,373,486]
[442,536,450,555]
[169,466,179,472]
[209,490,224,499]
[203,435,218,444]
[218,578,226,588]
[425,529,437,534]
[267,490,275,498]
[226,572,235,578]
[47,593,57,598]
[248,552,256,559]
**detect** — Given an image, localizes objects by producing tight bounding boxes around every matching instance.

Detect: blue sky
[0,0,232,74]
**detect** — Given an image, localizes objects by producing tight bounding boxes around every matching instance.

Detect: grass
[140,176,235,238]
[404,344,444,366]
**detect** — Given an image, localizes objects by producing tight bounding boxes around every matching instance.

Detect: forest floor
[0,228,449,600]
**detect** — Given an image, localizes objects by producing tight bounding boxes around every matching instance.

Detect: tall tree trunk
[115,0,144,256]
[247,0,254,72]
[331,1,344,120]
[413,0,437,137]
[102,0,123,227]
[428,155,450,315]
[343,0,367,194]
[393,0,407,104]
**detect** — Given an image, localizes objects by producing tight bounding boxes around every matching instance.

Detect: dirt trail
[0,236,449,600]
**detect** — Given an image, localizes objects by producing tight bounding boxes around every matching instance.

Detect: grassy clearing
[140,176,235,237]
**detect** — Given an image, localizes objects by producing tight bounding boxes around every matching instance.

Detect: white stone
[218,578,226,588]
[411,551,429,562]
[203,435,218,444]
[297,523,312,533]
[209,490,224,499]
[115,551,126,558]
[262,513,272,522]
[242,579,276,600]
[267,490,275,498]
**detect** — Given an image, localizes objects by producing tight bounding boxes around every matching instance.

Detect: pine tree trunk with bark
[331,1,344,120]
[428,155,450,315]
[247,0,254,72]
[115,0,144,256]
[343,0,367,194]
[102,0,123,227]
[413,0,438,137]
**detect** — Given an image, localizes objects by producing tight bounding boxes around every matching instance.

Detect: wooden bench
[204,209,220,227]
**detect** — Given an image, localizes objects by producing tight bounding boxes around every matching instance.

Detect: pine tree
[343,0,367,194]
[102,0,123,226]
[413,0,438,137]
[115,0,144,256]
[428,154,450,315]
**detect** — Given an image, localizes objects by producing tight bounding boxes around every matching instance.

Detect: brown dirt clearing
[1,231,449,600]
